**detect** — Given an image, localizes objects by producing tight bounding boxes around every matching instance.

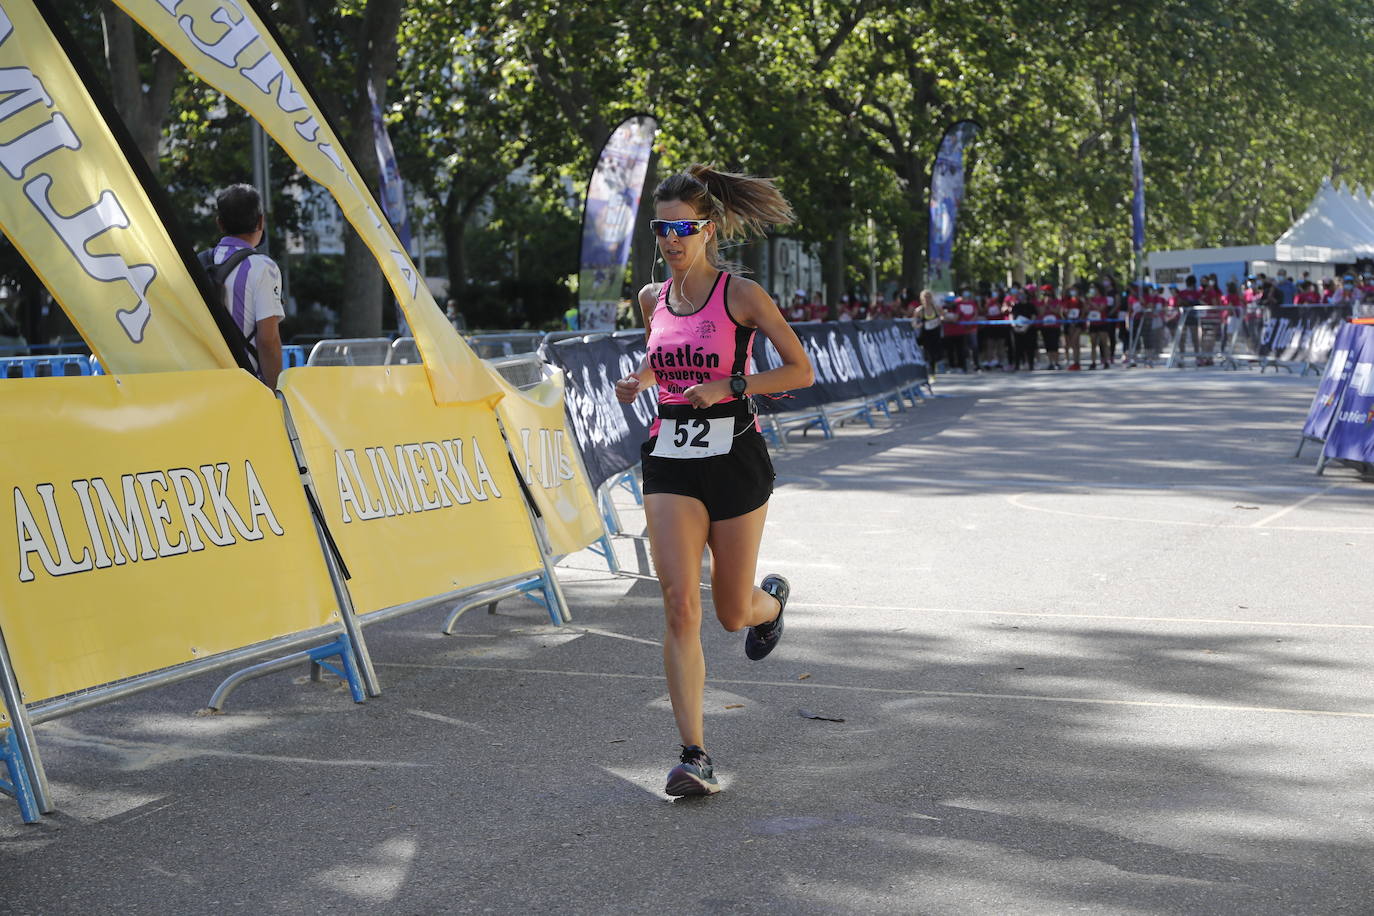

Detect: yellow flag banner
[0,370,340,705]
[278,365,542,615]
[113,0,500,406]
[492,370,604,557]
[0,1,236,373]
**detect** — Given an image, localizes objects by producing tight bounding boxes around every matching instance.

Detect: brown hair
[653,164,794,269]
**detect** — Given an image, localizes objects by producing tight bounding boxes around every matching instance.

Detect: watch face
[731,375,747,396]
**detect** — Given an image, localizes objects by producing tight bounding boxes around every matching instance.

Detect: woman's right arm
[615,284,659,403]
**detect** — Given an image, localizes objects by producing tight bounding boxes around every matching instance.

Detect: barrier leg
[0,728,39,824]
[1295,437,1307,459]
[817,406,834,439]
[283,400,381,698]
[618,470,643,506]
[587,533,622,575]
[599,482,624,536]
[206,635,365,711]
[441,575,545,634]
[0,623,51,815]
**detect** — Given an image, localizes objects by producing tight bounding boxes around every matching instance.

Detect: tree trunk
[1011,226,1026,286]
[339,228,384,336]
[288,0,404,337]
[825,230,846,320]
[443,205,469,308]
[100,3,179,176]
[900,178,928,292]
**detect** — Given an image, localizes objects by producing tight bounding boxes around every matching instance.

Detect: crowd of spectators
[778,268,1374,373]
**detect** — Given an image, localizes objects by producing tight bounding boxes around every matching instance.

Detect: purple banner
[1131,115,1145,252]
[367,81,411,255]
[1301,322,1363,441]
[578,115,658,331]
[1321,325,1374,465]
[927,120,979,296]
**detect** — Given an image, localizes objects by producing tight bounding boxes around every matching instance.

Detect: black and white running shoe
[745,574,789,660]
[666,744,720,796]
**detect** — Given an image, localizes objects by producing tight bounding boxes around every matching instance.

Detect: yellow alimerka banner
[0,2,236,374]
[0,370,339,705]
[113,0,500,407]
[492,370,604,557]
[279,365,542,614]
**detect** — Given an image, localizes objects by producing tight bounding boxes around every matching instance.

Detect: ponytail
[654,164,794,270]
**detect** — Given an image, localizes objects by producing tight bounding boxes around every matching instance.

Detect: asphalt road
[2,366,1371,915]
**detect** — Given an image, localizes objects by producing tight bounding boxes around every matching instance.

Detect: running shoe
[1068,363,1080,371]
[666,744,719,796]
[745,574,789,660]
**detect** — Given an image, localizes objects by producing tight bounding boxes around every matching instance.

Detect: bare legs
[645,494,779,750]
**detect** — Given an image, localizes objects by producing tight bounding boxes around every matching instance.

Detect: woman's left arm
[680,278,815,409]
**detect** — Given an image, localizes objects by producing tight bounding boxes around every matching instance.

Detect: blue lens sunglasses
[649,219,712,238]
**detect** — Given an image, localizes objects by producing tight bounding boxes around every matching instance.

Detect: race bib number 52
[652,417,735,458]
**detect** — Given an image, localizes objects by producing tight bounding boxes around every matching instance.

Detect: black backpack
[197,247,261,374]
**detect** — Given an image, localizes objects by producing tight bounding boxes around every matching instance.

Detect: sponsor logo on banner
[491,368,602,554]
[332,439,500,524]
[0,370,340,706]
[13,461,282,583]
[279,366,542,613]
[515,428,577,492]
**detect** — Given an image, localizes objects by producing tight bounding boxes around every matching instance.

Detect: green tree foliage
[7,1,1372,347]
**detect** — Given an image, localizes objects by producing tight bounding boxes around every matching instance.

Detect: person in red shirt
[1293,281,1320,305]
[1061,285,1086,369]
[1086,283,1113,368]
[1122,283,1147,363]
[1038,284,1062,369]
[1173,275,1203,359]
[981,287,1008,369]
[943,292,978,372]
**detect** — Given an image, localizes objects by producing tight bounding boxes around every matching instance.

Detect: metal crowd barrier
[1,354,98,378]
[3,347,309,379]
[306,337,394,366]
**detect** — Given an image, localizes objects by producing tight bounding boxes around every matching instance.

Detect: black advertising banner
[542,334,654,490]
[1259,305,1350,364]
[549,320,928,486]
[751,320,927,413]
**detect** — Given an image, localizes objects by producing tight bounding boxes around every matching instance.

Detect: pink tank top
[647,271,755,434]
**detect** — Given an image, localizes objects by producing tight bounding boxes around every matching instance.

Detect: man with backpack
[200,184,283,388]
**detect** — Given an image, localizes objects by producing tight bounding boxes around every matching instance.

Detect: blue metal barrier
[0,727,39,824]
[1,355,96,378]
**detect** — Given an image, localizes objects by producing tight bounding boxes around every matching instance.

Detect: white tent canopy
[1148,179,1372,284]
[1276,180,1374,258]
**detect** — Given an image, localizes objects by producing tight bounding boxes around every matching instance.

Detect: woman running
[914,289,945,373]
[614,165,814,797]
[1039,284,1062,369]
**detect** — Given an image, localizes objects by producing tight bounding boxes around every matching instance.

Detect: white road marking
[1250,483,1342,528]
[405,709,490,733]
[570,626,662,647]
[785,601,1374,631]
[1006,492,1374,533]
[374,663,1374,720]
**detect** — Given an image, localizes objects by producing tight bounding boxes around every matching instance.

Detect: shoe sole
[666,771,720,796]
[746,575,788,661]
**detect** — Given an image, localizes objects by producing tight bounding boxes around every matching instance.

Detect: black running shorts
[641,403,775,521]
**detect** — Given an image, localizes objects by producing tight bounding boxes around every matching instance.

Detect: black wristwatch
[729,373,748,398]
